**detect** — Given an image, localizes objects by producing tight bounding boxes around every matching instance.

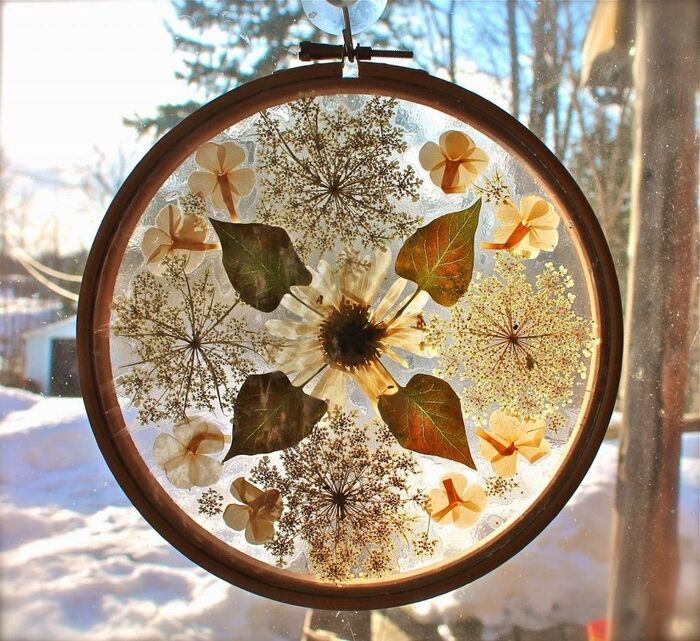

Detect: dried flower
[426,473,487,528]
[429,253,595,424]
[418,130,489,194]
[223,477,283,545]
[188,141,255,221]
[265,250,433,409]
[112,256,261,424]
[473,170,511,206]
[254,96,422,258]
[481,195,560,258]
[140,204,219,274]
[476,410,550,477]
[250,411,435,582]
[483,475,522,499]
[198,488,224,516]
[179,191,208,217]
[152,415,225,489]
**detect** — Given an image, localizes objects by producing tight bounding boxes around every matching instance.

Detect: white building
[23,316,79,396]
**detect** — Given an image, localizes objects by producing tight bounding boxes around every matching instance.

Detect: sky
[1,0,192,254]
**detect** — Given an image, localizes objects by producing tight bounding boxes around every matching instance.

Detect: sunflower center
[318,298,385,369]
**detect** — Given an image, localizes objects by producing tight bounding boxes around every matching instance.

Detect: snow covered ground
[0,385,698,641]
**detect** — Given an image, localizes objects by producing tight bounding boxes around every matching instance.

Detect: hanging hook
[299,2,413,63]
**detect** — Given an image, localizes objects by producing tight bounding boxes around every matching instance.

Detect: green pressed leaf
[224,371,328,460]
[378,374,476,469]
[395,199,481,307]
[210,219,311,313]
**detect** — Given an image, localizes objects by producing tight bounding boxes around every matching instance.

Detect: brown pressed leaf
[378,374,476,469]
[210,219,311,312]
[224,371,328,460]
[395,199,481,307]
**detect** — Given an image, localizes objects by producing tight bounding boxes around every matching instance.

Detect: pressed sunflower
[429,252,595,424]
[265,250,434,409]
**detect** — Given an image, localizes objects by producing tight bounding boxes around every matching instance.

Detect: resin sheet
[110,94,598,584]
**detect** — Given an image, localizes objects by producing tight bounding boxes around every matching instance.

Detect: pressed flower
[140,204,219,274]
[426,473,487,528]
[223,477,283,545]
[112,257,263,424]
[419,130,489,194]
[476,410,551,477]
[255,96,421,258]
[188,141,255,222]
[481,195,560,258]
[265,250,434,409]
[250,412,435,581]
[428,252,595,424]
[152,416,225,489]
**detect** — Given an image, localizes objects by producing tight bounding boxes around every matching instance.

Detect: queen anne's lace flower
[426,473,487,528]
[140,204,218,274]
[419,130,489,194]
[266,250,433,409]
[250,412,435,581]
[153,416,225,489]
[223,477,283,545]
[476,410,550,477]
[481,195,560,258]
[429,253,595,424]
[188,141,255,221]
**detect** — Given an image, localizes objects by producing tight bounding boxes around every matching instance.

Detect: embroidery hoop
[77,62,623,609]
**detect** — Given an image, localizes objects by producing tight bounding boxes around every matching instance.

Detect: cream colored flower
[419,130,489,194]
[140,204,218,274]
[223,477,283,545]
[188,141,255,221]
[476,409,551,477]
[426,473,487,528]
[481,195,560,258]
[266,250,434,409]
[152,416,225,489]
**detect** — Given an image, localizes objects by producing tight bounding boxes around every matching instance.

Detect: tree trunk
[507,0,520,119]
[607,1,699,640]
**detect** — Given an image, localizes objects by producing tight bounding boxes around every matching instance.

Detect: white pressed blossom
[481,194,560,258]
[419,130,489,194]
[140,204,218,274]
[188,141,255,221]
[223,477,283,545]
[266,250,434,409]
[152,416,225,489]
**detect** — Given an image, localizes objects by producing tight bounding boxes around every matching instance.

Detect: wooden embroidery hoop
[77,62,623,609]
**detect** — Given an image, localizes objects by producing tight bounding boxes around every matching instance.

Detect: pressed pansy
[265,250,434,409]
[140,204,218,274]
[481,195,560,258]
[426,473,487,528]
[188,141,255,222]
[223,477,283,545]
[476,410,550,478]
[152,416,225,489]
[419,130,489,194]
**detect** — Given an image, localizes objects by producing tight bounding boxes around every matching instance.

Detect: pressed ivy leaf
[395,199,481,307]
[210,219,311,312]
[224,371,328,460]
[378,374,476,469]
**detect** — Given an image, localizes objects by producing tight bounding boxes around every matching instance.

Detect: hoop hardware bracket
[299,5,412,63]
